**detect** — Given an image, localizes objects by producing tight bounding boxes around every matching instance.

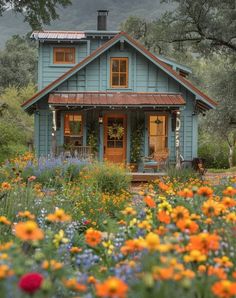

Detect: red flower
[18,272,43,294]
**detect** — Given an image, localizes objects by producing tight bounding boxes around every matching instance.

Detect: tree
[0,84,35,161]
[0,35,37,90]
[0,0,71,29]
[196,55,236,167]
[161,0,236,53]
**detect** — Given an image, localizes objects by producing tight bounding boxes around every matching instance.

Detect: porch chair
[142,149,169,173]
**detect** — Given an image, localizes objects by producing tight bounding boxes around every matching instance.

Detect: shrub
[167,166,199,182]
[82,162,131,194]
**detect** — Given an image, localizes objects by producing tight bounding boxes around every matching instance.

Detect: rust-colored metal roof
[48,92,186,106]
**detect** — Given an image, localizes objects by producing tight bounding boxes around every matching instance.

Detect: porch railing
[57,146,94,160]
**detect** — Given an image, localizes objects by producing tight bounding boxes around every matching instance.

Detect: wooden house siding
[34,38,200,162]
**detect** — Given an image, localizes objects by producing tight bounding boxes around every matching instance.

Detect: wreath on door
[108,123,124,139]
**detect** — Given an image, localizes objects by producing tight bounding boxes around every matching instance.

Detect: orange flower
[212,280,236,298]
[208,266,227,280]
[214,256,233,268]
[144,196,156,208]
[0,216,11,225]
[202,200,222,217]
[177,188,193,198]
[158,181,170,192]
[14,221,44,241]
[17,211,35,220]
[95,277,128,298]
[221,197,236,208]
[120,239,145,254]
[223,187,236,197]
[176,219,199,234]
[171,206,190,222]
[46,209,71,222]
[197,186,213,197]
[70,246,82,254]
[64,278,87,292]
[85,228,102,247]
[1,182,11,190]
[157,210,171,224]
[152,266,174,280]
[187,232,220,254]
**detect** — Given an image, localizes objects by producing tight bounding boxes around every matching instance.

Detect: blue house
[22,10,216,168]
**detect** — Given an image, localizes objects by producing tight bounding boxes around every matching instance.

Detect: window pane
[112,60,119,72]
[149,115,167,154]
[112,74,119,86]
[120,74,127,86]
[56,52,64,62]
[54,48,75,64]
[64,114,83,147]
[65,52,74,62]
[120,60,127,72]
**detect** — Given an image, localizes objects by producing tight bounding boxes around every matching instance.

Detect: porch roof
[48,92,186,107]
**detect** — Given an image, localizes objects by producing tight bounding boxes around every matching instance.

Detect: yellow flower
[46,209,71,222]
[42,259,63,271]
[0,216,11,225]
[102,240,114,255]
[145,232,160,251]
[138,220,151,231]
[53,230,69,248]
[184,250,207,263]
[0,264,14,279]
[121,207,136,216]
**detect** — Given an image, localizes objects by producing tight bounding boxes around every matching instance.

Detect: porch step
[129,172,166,182]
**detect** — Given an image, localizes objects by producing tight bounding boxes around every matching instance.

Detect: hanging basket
[108,123,124,140]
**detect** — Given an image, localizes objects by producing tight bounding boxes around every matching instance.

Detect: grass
[207,166,236,173]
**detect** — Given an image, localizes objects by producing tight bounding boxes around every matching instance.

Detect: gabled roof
[22,31,217,112]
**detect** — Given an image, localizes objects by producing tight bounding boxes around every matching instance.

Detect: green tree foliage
[194,55,236,167]
[0,35,37,90]
[161,0,236,53]
[0,84,35,161]
[0,0,71,29]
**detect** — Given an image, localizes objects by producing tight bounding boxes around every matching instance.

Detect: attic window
[110,58,128,88]
[53,47,75,64]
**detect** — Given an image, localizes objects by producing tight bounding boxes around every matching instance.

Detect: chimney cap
[97,10,109,15]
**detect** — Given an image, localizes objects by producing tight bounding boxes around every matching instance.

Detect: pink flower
[28,176,37,182]
[18,272,43,294]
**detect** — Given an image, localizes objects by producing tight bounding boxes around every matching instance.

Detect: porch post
[175,110,181,169]
[50,105,57,157]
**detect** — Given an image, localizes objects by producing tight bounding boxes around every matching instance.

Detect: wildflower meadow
[0,153,236,298]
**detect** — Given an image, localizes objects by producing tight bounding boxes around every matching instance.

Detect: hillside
[0,0,172,47]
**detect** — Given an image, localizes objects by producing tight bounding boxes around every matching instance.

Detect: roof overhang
[48,92,186,108]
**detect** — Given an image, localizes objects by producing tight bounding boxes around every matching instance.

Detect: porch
[48,91,186,169]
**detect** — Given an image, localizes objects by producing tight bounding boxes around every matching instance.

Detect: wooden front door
[104,114,127,163]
